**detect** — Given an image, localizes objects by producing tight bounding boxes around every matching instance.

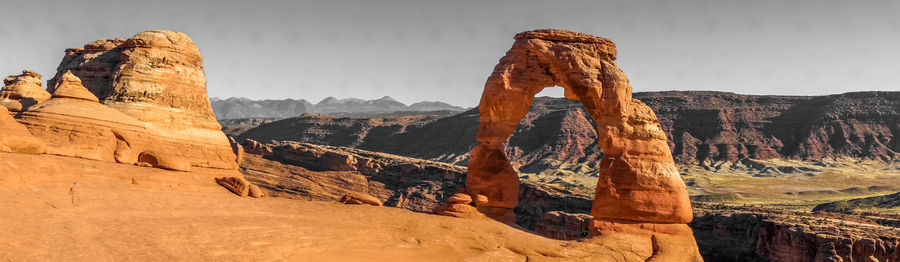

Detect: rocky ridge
[238,91,900,175]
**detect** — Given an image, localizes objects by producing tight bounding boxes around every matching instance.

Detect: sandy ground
[0,153,635,261]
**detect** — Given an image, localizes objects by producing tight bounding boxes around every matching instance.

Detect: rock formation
[0,106,46,154]
[691,204,900,261]
[464,29,699,259]
[339,192,383,206]
[434,193,485,218]
[215,176,252,197]
[242,139,273,156]
[48,30,236,169]
[15,71,191,170]
[0,70,50,113]
[534,211,592,240]
[229,137,244,164]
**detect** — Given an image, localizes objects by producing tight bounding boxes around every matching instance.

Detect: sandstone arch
[467,30,693,230]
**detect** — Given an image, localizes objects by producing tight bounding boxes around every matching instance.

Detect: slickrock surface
[462,29,698,259]
[0,106,46,154]
[48,30,236,169]
[0,152,700,261]
[0,70,50,112]
[243,140,466,213]
[236,143,702,260]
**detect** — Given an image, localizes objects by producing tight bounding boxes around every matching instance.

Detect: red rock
[434,203,484,219]
[447,193,472,204]
[473,194,489,207]
[137,150,190,172]
[0,70,50,112]
[49,30,238,170]
[534,211,592,240]
[464,29,699,258]
[229,137,243,164]
[0,106,46,154]
[248,184,266,198]
[242,139,273,156]
[340,191,382,206]
[215,176,250,197]
[50,71,99,102]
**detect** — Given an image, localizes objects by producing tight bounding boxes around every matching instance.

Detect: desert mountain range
[211,96,466,119]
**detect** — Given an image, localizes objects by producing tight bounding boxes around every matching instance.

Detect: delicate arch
[465,29,692,227]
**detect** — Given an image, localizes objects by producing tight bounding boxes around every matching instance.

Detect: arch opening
[137,151,160,167]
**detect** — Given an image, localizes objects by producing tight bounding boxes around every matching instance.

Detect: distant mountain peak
[376,95,398,102]
[317,97,339,105]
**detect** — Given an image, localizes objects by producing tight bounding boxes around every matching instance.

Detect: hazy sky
[1,0,898,106]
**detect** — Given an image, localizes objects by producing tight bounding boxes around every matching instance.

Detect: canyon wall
[239,91,900,171]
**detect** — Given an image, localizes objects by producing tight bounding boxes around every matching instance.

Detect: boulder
[0,70,50,112]
[242,139,273,156]
[447,193,472,204]
[248,184,266,198]
[215,176,250,197]
[434,203,483,219]
[339,191,382,206]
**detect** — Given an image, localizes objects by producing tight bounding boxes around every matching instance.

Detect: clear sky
[1,0,898,106]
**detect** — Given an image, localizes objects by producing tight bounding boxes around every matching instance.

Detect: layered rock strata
[48,30,235,169]
[16,71,191,171]
[464,29,699,259]
[0,70,50,113]
[691,204,900,261]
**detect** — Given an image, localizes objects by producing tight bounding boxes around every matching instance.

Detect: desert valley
[2,2,900,261]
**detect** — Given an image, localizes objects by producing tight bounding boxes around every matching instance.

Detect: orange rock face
[17,71,188,170]
[466,29,700,259]
[0,106,46,154]
[0,70,50,112]
[45,30,236,169]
